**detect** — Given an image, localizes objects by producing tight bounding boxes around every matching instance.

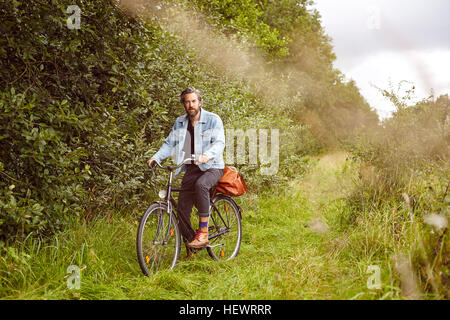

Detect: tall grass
[0,154,372,299]
[346,92,449,299]
[1,149,447,300]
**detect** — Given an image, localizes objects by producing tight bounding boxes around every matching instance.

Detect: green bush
[0,0,379,243]
[0,0,310,242]
[346,90,449,298]
[350,93,449,198]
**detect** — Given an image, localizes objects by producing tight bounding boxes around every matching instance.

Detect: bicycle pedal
[207,243,224,248]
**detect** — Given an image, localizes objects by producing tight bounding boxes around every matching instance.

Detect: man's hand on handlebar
[195,154,209,165]
[147,158,159,169]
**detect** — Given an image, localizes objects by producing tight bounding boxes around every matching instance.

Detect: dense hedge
[0,0,377,244]
[1,0,163,240]
[0,0,298,242]
[350,92,449,196]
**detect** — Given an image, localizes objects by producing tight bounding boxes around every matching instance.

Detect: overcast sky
[312,0,450,119]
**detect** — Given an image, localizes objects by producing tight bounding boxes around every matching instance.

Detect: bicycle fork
[153,204,174,246]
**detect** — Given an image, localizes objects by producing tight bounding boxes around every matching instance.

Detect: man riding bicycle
[147,87,225,253]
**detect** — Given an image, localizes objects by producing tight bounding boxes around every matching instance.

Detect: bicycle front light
[158,189,167,199]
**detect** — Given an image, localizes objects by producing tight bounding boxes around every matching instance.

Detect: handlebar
[150,156,195,171]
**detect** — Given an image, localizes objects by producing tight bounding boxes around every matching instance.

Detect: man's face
[183,92,201,118]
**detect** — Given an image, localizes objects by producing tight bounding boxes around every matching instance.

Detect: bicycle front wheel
[136,202,181,276]
[207,195,242,261]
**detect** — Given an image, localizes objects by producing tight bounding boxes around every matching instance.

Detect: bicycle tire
[207,194,242,261]
[136,202,181,276]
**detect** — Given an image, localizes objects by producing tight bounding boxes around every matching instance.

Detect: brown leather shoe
[187,230,209,249]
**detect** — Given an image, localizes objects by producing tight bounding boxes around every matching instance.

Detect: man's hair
[180,87,202,103]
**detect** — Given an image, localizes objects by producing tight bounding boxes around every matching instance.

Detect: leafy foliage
[0,0,189,241]
[182,0,290,58]
[347,90,449,298]
[0,0,378,243]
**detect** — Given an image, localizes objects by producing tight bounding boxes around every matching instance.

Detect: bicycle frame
[155,164,232,245]
[148,156,242,254]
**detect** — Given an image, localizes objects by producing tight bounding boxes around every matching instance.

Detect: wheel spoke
[137,204,180,276]
[207,197,242,261]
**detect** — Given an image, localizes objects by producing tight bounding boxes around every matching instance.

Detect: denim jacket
[151,108,225,177]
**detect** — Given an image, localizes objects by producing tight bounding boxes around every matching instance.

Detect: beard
[186,106,200,118]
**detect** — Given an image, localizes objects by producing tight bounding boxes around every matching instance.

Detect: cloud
[342,49,450,118]
[314,0,450,66]
[313,0,450,118]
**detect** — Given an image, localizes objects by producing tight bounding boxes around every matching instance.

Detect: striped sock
[199,221,208,230]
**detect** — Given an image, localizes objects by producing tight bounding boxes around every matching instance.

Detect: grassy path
[1,152,395,299]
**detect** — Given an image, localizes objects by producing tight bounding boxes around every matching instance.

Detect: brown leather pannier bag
[215,166,248,196]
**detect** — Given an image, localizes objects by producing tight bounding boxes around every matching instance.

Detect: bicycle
[136,157,243,276]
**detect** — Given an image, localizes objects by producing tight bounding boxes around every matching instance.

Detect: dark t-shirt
[183,120,195,164]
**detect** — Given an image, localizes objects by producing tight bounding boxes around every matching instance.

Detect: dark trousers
[177,165,224,242]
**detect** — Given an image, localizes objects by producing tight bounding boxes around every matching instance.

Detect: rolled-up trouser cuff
[197,211,210,218]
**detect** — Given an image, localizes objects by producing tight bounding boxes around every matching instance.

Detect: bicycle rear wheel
[136,202,181,276]
[207,194,242,261]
